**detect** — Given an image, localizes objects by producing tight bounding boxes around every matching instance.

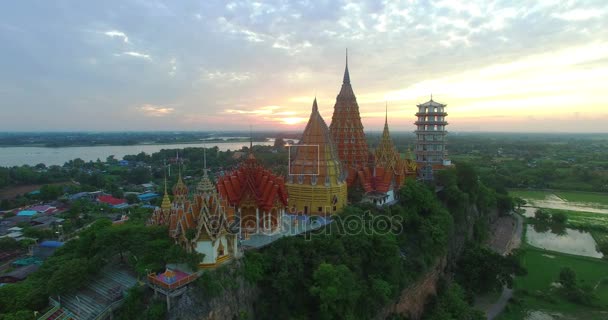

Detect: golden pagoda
[287,98,347,215]
[329,51,370,186]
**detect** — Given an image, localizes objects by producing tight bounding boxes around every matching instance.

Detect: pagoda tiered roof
[289,98,345,186]
[329,51,370,179]
[217,153,288,212]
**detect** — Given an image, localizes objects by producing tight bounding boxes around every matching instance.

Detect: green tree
[310,263,361,320]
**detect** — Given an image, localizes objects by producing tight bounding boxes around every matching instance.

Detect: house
[33,241,64,259]
[118,160,130,166]
[0,265,39,283]
[137,192,159,202]
[68,192,90,201]
[28,205,57,214]
[97,195,129,209]
[16,210,37,217]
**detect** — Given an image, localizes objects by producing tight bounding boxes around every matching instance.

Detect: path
[481,213,523,320]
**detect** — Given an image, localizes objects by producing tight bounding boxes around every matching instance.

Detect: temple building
[150,163,238,269]
[217,147,288,237]
[359,108,417,206]
[287,98,347,215]
[329,52,370,185]
[414,97,452,180]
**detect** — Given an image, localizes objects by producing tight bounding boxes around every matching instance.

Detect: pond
[526,225,603,258]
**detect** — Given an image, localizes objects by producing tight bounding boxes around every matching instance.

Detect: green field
[553,191,608,206]
[509,189,608,206]
[497,246,608,320]
[509,190,553,200]
[542,208,608,230]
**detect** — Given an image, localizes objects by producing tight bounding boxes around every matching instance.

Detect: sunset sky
[1,1,607,132]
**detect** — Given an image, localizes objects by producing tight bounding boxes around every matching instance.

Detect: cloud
[137,104,175,117]
[1,0,608,131]
[552,9,604,21]
[115,51,152,60]
[201,70,252,82]
[104,30,129,43]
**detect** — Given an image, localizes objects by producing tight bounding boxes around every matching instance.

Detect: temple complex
[329,52,370,185]
[150,156,238,269]
[359,107,417,206]
[217,146,288,237]
[414,97,452,180]
[287,98,347,215]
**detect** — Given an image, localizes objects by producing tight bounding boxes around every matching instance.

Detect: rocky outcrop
[376,257,446,320]
[168,262,258,320]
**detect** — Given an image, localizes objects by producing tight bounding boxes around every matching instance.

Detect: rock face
[377,205,499,320]
[168,263,258,320]
[376,257,447,320]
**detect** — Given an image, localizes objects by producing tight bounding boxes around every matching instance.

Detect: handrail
[37,305,60,320]
[147,272,198,290]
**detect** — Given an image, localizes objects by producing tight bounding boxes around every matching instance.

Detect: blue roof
[28,190,40,195]
[40,241,64,248]
[17,210,37,216]
[137,193,159,201]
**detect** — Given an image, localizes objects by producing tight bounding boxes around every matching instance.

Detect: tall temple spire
[203,146,207,170]
[313,97,318,112]
[161,159,171,211]
[330,50,369,183]
[385,101,388,125]
[343,48,350,85]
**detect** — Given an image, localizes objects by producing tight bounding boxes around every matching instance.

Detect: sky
[0,0,607,133]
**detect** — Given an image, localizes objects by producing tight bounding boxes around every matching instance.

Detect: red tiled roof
[97,195,126,206]
[217,155,288,212]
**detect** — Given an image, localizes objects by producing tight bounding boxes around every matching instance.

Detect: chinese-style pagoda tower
[329,51,369,185]
[414,96,451,180]
[287,98,347,215]
[217,144,288,237]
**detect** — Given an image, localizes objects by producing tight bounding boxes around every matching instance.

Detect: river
[0,141,275,167]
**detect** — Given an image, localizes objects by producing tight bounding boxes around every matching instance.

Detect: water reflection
[526,225,603,258]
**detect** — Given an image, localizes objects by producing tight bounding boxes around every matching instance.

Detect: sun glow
[281,117,307,125]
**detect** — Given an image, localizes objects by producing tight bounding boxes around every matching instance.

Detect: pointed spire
[203,146,207,170]
[312,97,318,112]
[385,101,388,125]
[249,125,253,151]
[430,93,433,101]
[343,48,350,85]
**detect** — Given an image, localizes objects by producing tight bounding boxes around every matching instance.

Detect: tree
[126,193,139,204]
[273,137,286,149]
[456,244,526,295]
[310,263,361,320]
[559,267,576,289]
[551,211,568,224]
[534,209,550,221]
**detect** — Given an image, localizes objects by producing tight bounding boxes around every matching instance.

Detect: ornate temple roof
[329,51,369,174]
[196,149,215,195]
[374,106,400,171]
[217,151,288,212]
[289,98,345,186]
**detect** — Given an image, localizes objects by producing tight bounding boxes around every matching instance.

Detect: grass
[498,245,608,320]
[509,189,608,207]
[542,208,608,230]
[554,191,608,206]
[508,189,552,200]
[497,245,608,320]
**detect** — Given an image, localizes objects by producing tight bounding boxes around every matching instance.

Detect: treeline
[0,220,201,319]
